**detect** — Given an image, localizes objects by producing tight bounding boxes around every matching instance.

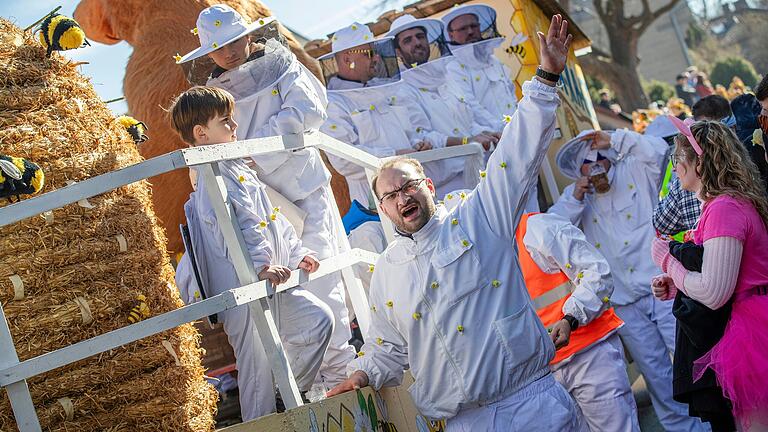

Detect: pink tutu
[693,294,768,428]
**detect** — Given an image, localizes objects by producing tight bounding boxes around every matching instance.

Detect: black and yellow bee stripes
[127,294,151,324]
[116,116,150,144]
[37,13,91,57]
[0,155,44,202]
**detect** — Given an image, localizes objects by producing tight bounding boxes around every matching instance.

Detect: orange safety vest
[515,213,623,364]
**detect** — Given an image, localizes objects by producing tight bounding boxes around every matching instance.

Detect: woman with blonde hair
[651,118,768,430]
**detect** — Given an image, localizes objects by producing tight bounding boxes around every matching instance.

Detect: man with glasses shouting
[327,15,588,431]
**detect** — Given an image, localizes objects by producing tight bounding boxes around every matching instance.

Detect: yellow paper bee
[116,116,149,144]
[0,155,44,202]
[37,13,91,57]
[128,294,151,324]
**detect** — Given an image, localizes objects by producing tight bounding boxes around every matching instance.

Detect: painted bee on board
[116,116,149,144]
[0,155,44,203]
[37,13,91,57]
[505,33,529,59]
[127,294,151,324]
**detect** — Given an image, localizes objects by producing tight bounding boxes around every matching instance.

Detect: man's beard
[404,48,430,67]
[393,198,436,234]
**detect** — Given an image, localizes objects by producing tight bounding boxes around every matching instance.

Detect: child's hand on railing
[258,264,292,285]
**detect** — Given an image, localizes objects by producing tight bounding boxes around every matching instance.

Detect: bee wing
[509,32,528,46]
[0,159,23,180]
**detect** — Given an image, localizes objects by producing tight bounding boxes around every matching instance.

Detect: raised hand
[536,14,573,76]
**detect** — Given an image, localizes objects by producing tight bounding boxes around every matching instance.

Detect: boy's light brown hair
[169,86,235,144]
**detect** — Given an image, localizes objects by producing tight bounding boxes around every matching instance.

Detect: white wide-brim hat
[319,22,393,61]
[644,115,678,138]
[386,14,445,43]
[177,4,275,64]
[556,130,616,180]
[440,3,496,42]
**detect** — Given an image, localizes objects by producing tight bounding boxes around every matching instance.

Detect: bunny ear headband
[667,115,704,155]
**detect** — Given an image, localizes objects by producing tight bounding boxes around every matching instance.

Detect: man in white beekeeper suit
[386,14,501,198]
[177,4,356,394]
[327,16,588,431]
[319,22,461,209]
[444,187,640,431]
[442,4,519,133]
[548,130,709,432]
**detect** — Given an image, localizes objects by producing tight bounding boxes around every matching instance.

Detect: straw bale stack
[0,18,217,430]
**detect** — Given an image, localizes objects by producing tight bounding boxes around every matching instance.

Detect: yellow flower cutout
[595,242,601,249]
[461,239,470,248]
[451,218,458,226]
[386,300,394,308]
[173,53,182,63]
[238,175,245,183]
[371,305,377,312]
[258,220,268,229]
[364,35,370,40]
[376,338,383,345]
[491,279,501,288]
[479,170,487,179]
[412,312,422,320]
[412,63,418,68]
[446,193,454,200]
[503,115,513,124]
[459,63,465,69]
[577,271,584,280]
[270,213,277,221]
[368,264,375,273]
[273,207,280,213]
[271,89,279,96]
[194,291,201,299]
[457,325,464,333]
[190,27,198,35]
[351,24,358,30]
[500,162,507,168]
[459,96,465,103]
[475,76,481,81]
[390,96,397,104]
[459,192,467,200]
[626,213,632,220]
[369,104,376,111]
[214,19,222,27]
[330,124,337,130]
[602,296,610,303]
[431,281,439,289]
[565,263,572,269]
[628,184,635,190]
[357,351,365,357]
[212,42,219,48]
[453,128,460,133]
[258,19,265,25]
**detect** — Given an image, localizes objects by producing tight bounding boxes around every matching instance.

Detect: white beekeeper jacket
[522,212,614,327]
[548,130,668,306]
[444,39,518,132]
[400,58,487,196]
[177,159,311,300]
[208,40,339,259]
[320,78,458,207]
[349,79,559,420]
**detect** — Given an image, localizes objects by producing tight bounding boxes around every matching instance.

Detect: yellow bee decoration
[0,155,44,202]
[128,294,151,324]
[116,116,149,144]
[37,13,91,57]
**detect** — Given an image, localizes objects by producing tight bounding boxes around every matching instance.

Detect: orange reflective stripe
[516,213,624,364]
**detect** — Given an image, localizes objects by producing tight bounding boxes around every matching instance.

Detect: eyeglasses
[347,48,374,58]
[378,178,426,205]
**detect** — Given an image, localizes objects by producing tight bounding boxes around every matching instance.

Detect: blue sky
[0,0,412,114]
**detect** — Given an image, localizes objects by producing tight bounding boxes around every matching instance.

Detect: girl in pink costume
[651,117,768,429]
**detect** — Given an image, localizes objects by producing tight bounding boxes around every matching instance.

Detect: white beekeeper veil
[556,130,618,180]
[387,14,451,69]
[441,4,506,67]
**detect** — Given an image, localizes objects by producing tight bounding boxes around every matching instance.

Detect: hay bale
[0,17,216,431]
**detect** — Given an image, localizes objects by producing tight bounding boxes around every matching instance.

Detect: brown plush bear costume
[74,0,326,255]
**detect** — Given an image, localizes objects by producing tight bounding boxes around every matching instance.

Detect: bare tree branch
[637,0,681,33]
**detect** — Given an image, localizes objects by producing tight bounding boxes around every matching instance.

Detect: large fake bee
[116,116,149,144]
[127,294,151,324]
[37,13,91,57]
[0,155,45,203]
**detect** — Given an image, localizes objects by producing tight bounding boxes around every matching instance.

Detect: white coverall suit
[522,212,640,432]
[320,77,467,207]
[443,39,542,211]
[548,130,709,432]
[349,79,586,431]
[207,41,356,388]
[175,159,333,420]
